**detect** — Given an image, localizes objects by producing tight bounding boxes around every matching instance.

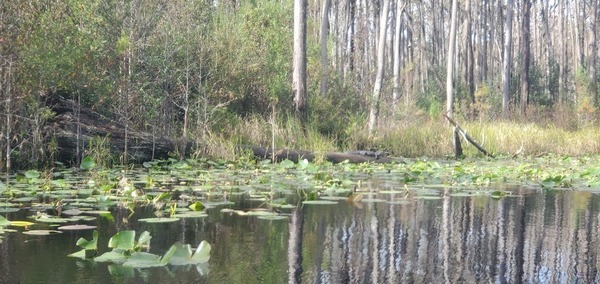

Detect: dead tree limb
[443,114,494,158]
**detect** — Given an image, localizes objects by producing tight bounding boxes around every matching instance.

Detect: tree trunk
[466,0,475,106]
[558,0,566,105]
[367,0,390,136]
[446,0,458,119]
[590,0,598,105]
[292,0,308,124]
[319,0,332,97]
[520,0,531,114]
[392,0,406,106]
[501,0,514,116]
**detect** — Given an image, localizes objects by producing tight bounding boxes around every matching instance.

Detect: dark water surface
[1,187,600,283]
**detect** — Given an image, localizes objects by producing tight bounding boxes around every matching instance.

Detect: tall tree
[590,0,598,105]
[520,0,531,114]
[319,0,332,97]
[292,0,308,123]
[367,0,390,136]
[392,0,406,106]
[501,0,514,116]
[446,0,458,119]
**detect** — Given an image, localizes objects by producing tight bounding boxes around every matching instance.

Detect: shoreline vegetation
[1,1,600,170]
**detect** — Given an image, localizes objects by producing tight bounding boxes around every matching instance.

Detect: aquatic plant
[69,230,211,268]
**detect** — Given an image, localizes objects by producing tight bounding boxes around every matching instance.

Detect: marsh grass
[214,113,600,159]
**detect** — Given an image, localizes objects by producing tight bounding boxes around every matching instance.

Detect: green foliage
[69,229,211,268]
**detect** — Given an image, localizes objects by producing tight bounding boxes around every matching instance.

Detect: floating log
[44,95,195,165]
[242,146,400,164]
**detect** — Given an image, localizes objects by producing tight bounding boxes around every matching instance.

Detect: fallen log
[242,146,401,164]
[44,95,195,165]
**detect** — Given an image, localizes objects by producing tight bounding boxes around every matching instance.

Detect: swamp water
[0,159,599,283]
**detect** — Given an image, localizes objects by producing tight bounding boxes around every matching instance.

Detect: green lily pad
[138,217,181,223]
[62,209,84,215]
[0,215,10,226]
[122,252,165,268]
[95,250,129,264]
[58,224,97,230]
[10,221,35,227]
[0,208,20,213]
[257,215,288,220]
[22,230,63,236]
[172,212,209,218]
[0,202,18,207]
[168,241,211,265]
[302,200,338,205]
[108,230,135,250]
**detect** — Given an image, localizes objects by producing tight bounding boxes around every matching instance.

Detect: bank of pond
[1,155,600,282]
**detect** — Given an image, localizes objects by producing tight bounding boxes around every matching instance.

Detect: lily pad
[58,224,98,231]
[22,230,63,236]
[10,221,35,227]
[0,208,20,213]
[168,241,211,265]
[257,215,288,220]
[138,217,181,223]
[95,250,129,264]
[302,200,339,205]
[172,212,209,218]
[0,215,10,226]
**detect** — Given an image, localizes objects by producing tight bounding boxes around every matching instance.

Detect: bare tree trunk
[293,0,308,124]
[590,0,598,105]
[520,0,531,114]
[367,0,390,136]
[466,0,475,105]
[502,0,514,117]
[319,0,332,97]
[558,0,566,105]
[3,60,12,173]
[446,0,458,119]
[392,0,406,106]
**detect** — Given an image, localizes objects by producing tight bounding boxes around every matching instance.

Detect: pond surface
[1,158,600,283]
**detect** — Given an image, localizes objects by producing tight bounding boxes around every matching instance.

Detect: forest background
[0,0,599,170]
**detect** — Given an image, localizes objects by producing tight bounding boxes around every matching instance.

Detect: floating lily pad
[10,221,35,227]
[0,208,20,213]
[34,216,71,223]
[257,215,288,220]
[379,190,408,194]
[95,250,129,264]
[83,210,112,215]
[319,196,349,201]
[138,217,181,223]
[172,212,209,218]
[62,209,83,215]
[360,198,387,203]
[122,252,169,268]
[168,241,211,265]
[302,200,338,205]
[0,202,18,207]
[58,224,97,230]
[23,230,63,236]
[0,215,10,226]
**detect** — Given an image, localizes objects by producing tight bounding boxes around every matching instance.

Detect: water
[1,187,599,283]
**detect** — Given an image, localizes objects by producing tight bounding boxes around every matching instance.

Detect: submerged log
[44,95,195,165]
[243,146,400,164]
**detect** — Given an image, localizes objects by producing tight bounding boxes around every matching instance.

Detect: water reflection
[297,189,600,283]
[1,188,600,283]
